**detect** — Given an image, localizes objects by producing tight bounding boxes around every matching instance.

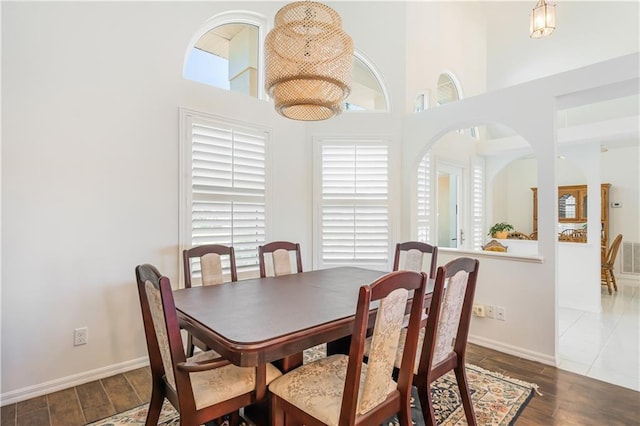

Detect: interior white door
[437,163,463,248]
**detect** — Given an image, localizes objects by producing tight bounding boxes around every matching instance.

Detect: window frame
[312,136,398,271]
[179,108,271,285]
[182,11,268,99]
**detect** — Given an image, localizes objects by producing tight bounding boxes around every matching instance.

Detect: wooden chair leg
[228,410,241,426]
[271,395,284,426]
[417,382,437,426]
[397,390,413,426]
[454,365,477,426]
[611,270,619,292]
[145,387,164,426]
[606,270,613,294]
[186,333,195,358]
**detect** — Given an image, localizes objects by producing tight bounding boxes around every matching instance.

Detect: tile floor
[558,277,640,391]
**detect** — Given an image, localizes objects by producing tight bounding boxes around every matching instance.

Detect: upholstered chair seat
[269,354,396,426]
[184,351,282,409]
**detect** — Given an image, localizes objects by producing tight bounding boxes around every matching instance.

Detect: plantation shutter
[189,118,266,272]
[319,143,389,266]
[471,158,485,250]
[417,153,432,243]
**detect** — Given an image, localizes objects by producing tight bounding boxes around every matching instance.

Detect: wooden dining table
[173,266,433,371]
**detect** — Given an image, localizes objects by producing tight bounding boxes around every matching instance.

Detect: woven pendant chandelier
[265,1,353,121]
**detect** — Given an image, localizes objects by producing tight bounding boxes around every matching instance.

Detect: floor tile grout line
[122,370,144,407]
[96,378,117,424]
[45,394,52,426]
[73,386,87,426]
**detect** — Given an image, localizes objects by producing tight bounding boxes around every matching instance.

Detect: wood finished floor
[2,343,639,426]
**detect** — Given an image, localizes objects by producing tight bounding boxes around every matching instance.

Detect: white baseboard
[0,357,149,406]
[468,335,557,367]
[618,275,640,285]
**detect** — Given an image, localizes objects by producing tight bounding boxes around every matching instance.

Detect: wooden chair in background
[182,244,237,357]
[602,234,623,294]
[135,264,281,426]
[482,239,508,252]
[559,229,587,243]
[393,241,438,278]
[506,231,530,240]
[268,270,428,426]
[258,241,303,278]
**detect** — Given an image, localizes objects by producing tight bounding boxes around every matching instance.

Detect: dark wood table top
[173,266,432,367]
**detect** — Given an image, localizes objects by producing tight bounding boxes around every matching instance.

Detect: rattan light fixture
[530,0,556,38]
[265,1,353,121]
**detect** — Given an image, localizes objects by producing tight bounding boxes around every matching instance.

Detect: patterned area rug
[90,347,537,426]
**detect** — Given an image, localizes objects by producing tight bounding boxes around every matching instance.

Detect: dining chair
[268,270,428,426]
[135,264,282,426]
[393,241,438,278]
[506,231,530,240]
[183,244,238,356]
[482,239,507,252]
[183,244,238,287]
[602,233,623,294]
[258,241,303,278]
[365,257,480,425]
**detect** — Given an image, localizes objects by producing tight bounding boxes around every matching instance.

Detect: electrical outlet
[74,327,88,346]
[472,304,486,318]
[486,305,495,319]
[496,306,506,321]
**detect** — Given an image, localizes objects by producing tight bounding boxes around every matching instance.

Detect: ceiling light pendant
[265,1,353,121]
[530,0,556,38]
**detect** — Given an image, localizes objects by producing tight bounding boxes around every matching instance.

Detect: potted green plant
[488,222,514,239]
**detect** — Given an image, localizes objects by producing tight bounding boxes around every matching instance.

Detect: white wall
[404,2,487,113]
[438,250,554,363]
[602,145,640,252]
[486,1,640,90]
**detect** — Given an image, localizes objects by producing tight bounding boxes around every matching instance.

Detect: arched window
[437,71,479,139]
[344,53,389,112]
[183,12,389,113]
[183,12,266,99]
[437,72,460,105]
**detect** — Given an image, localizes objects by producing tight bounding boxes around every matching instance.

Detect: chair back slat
[201,253,224,285]
[183,244,238,287]
[273,249,293,276]
[403,249,424,272]
[607,234,623,264]
[359,287,409,414]
[432,270,469,365]
[419,257,479,375]
[258,241,303,278]
[393,241,438,278]
[144,280,177,388]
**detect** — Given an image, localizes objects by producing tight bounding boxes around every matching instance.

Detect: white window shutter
[184,113,267,274]
[471,158,484,250]
[417,152,432,243]
[318,143,389,267]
